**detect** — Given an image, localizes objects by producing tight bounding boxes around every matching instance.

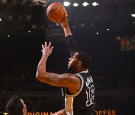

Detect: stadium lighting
[92,2,99,6]
[82,1,89,6]
[63,1,71,6]
[73,2,79,7]
[131,14,135,17]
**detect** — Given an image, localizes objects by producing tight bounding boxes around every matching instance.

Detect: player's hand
[52,109,66,115]
[60,13,69,28]
[41,42,54,57]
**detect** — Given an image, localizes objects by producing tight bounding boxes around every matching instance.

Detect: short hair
[6,95,23,115]
[76,51,92,69]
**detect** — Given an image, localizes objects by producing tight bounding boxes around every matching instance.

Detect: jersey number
[86,85,95,106]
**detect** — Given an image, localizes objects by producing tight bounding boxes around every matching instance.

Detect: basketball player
[36,16,95,115]
[6,95,27,115]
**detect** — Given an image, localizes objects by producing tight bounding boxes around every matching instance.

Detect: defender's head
[6,95,27,115]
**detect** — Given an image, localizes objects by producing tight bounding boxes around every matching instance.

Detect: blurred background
[0,0,135,114]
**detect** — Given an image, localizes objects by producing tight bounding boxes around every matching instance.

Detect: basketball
[46,2,67,22]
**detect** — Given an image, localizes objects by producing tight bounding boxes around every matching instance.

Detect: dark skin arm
[36,42,81,95]
[60,14,78,56]
[60,12,72,37]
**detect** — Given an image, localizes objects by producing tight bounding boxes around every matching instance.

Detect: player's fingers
[42,44,44,49]
[66,11,68,17]
[51,46,54,50]
[48,42,52,47]
[45,42,47,48]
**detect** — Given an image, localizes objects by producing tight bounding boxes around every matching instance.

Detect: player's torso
[65,71,95,115]
[73,72,95,109]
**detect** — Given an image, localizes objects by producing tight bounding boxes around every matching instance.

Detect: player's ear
[78,61,82,65]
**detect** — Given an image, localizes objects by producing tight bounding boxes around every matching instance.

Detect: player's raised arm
[60,15,72,37]
[60,16,78,56]
[36,42,80,90]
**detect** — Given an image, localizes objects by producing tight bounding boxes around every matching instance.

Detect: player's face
[68,52,79,72]
[20,99,27,115]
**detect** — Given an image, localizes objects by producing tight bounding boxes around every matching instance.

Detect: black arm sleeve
[66,35,78,56]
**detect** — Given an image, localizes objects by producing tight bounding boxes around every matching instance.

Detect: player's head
[6,95,27,115]
[68,51,92,73]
